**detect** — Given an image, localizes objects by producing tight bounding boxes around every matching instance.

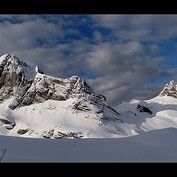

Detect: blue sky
[0,15,177,105]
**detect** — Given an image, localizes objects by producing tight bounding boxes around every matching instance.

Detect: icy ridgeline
[0,54,133,139]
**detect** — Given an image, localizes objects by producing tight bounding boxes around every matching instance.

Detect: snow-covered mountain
[115,82,177,134]
[1,53,177,140]
[159,80,177,98]
[0,54,134,139]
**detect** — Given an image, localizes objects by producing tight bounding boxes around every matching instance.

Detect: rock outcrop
[159,80,177,98]
[137,101,153,115]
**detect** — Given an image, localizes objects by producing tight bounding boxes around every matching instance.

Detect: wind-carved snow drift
[0,54,128,139]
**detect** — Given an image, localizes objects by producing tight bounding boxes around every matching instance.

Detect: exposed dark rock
[96,110,103,114]
[0,118,12,124]
[54,131,83,139]
[137,101,153,115]
[35,66,44,74]
[0,115,16,130]
[17,129,29,135]
[4,124,16,130]
[42,129,54,139]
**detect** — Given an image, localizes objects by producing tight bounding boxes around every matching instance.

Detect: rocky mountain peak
[159,80,177,98]
[0,54,35,106]
[0,54,120,124]
[0,54,35,80]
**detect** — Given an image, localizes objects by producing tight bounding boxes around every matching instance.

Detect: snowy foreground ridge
[1,127,177,162]
[1,54,177,162]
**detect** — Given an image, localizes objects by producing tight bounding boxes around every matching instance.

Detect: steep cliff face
[0,54,34,108]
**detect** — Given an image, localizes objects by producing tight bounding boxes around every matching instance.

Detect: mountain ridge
[0,54,127,138]
[0,53,177,139]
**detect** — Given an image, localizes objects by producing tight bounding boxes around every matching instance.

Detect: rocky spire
[159,80,177,98]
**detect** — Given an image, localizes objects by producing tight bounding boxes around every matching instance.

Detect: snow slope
[115,95,177,133]
[0,96,134,138]
[0,127,177,162]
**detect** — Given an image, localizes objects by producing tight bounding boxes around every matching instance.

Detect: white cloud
[92,15,177,42]
[0,15,64,52]
[86,41,168,104]
[0,15,174,105]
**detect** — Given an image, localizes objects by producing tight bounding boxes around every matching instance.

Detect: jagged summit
[159,80,177,98]
[0,54,35,107]
[0,54,35,80]
[0,54,108,110]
